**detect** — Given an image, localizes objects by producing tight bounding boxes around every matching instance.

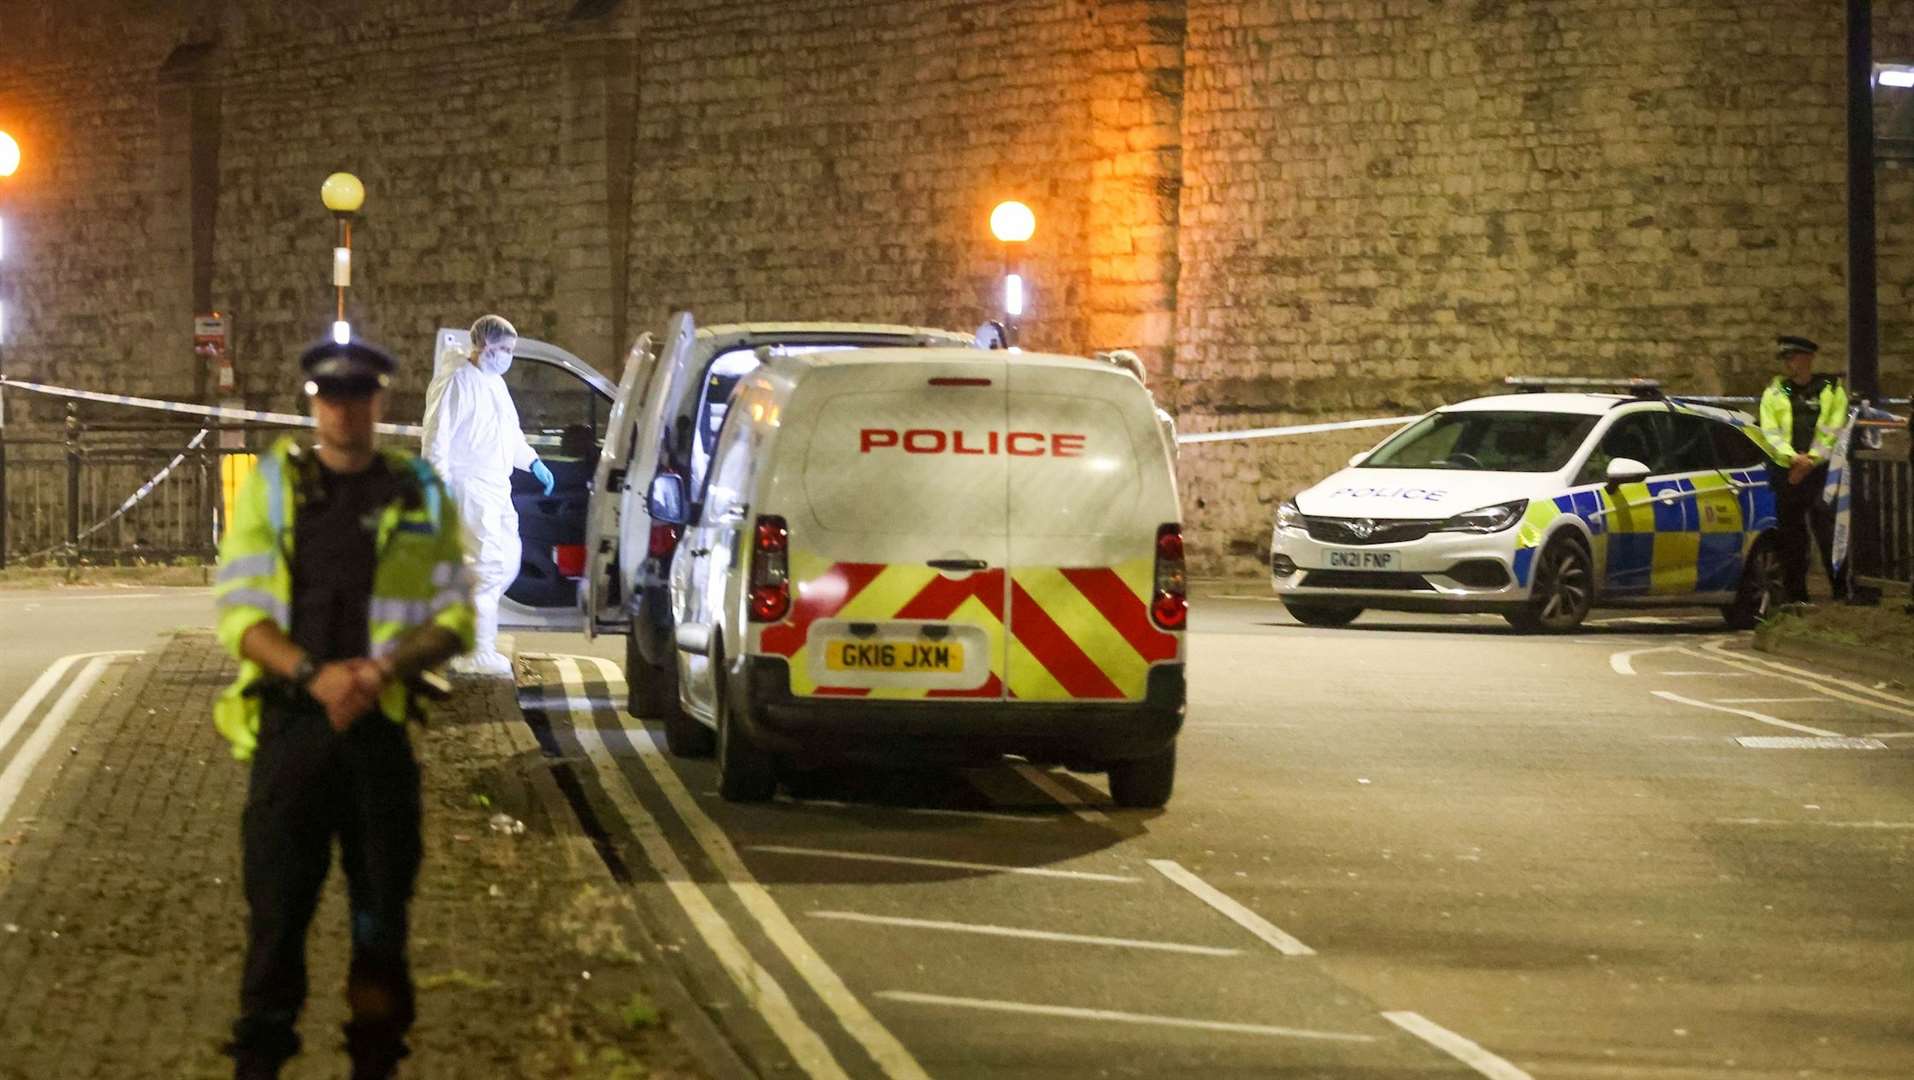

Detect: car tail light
[647,522,681,560]
[748,515,791,623]
[551,543,586,578]
[1151,523,1187,630]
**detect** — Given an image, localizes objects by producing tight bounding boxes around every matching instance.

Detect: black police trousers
[1767,463,1844,603]
[229,694,421,1073]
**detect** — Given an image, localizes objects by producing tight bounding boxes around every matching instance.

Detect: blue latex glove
[530,459,555,495]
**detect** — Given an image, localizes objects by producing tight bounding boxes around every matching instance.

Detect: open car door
[582,332,657,637]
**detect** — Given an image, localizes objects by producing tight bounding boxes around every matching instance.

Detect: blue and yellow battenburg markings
[1512,469,1776,595]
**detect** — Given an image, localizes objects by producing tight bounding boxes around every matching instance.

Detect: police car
[1269,380,1789,632]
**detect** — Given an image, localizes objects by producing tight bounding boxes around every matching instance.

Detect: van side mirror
[647,474,687,524]
[1604,457,1652,486]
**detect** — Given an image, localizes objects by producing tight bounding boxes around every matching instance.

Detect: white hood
[1294,468,1564,520]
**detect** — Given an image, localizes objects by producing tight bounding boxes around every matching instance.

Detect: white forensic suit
[422,347,537,673]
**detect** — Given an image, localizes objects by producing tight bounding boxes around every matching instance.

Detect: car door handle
[927,558,989,572]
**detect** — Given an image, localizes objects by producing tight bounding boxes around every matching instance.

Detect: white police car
[1269,382,1789,631]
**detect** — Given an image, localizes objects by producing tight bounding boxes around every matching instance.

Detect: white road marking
[1383,1011,1533,1080]
[0,653,90,757]
[0,653,135,824]
[1695,640,1914,719]
[1649,690,1842,737]
[559,655,934,1080]
[1148,859,1316,956]
[1657,671,1750,677]
[1867,731,1914,740]
[774,793,1053,825]
[1718,817,1914,829]
[1734,735,1887,750]
[1609,644,1682,676]
[1011,762,1108,823]
[748,844,1140,883]
[1714,697,1829,705]
[565,725,852,1080]
[808,911,1243,957]
[877,991,1377,1043]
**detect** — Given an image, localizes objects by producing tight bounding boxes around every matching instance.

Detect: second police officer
[212,340,474,1080]
[1758,335,1850,604]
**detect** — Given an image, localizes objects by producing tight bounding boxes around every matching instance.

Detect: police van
[641,347,1187,806]
[1269,382,1788,631]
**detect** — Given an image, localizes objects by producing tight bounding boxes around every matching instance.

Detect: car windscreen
[1361,410,1598,472]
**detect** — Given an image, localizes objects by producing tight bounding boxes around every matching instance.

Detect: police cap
[299,339,395,397]
[1775,335,1820,359]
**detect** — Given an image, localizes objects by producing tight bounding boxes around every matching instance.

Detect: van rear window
[805,391,1008,536]
[1007,395,1140,537]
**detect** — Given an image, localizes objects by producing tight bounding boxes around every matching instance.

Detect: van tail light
[647,522,682,560]
[748,515,791,623]
[1151,523,1187,630]
[552,544,586,579]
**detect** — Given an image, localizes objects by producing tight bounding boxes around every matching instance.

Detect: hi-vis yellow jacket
[1757,375,1849,467]
[212,437,475,760]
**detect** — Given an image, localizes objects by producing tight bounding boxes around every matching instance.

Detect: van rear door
[761,357,1011,700]
[1004,362,1180,702]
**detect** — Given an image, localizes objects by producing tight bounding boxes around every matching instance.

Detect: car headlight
[1275,500,1305,532]
[1436,499,1527,534]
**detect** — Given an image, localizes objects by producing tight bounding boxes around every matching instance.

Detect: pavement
[3,589,1912,1077]
[0,632,707,1080]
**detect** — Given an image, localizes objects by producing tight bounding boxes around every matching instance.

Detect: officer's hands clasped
[306,658,393,732]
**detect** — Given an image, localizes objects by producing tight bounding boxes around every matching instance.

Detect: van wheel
[1723,538,1787,630]
[715,646,776,802]
[1506,535,1592,633]
[1108,743,1176,809]
[1284,602,1362,627]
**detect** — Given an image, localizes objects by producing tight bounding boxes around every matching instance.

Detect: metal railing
[0,410,268,567]
[1851,443,1912,596]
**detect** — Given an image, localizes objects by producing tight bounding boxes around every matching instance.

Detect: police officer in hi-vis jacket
[1757,335,1850,604]
[212,340,473,1079]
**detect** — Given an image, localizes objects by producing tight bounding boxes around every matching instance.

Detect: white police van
[642,347,1188,805]
[1270,382,1788,631]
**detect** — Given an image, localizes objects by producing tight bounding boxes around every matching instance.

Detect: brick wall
[2,0,1911,571]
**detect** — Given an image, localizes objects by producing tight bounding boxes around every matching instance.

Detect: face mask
[476,345,514,375]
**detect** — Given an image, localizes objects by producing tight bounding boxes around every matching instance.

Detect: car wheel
[1506,534,1593,633]
[1284,601,1363,628]
[1108,742,1176,809]
[715,643,776,802]
[1722,538,1786,630]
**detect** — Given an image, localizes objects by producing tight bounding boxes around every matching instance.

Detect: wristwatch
[289,653,318,688]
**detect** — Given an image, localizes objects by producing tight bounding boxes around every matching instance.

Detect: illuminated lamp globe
[990,200,1035,244]
[0,132,20,178]
[320,172,365,214]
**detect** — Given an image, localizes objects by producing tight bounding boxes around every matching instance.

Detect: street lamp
[0,129,20,569]
[320,171,365,344]
[990,200,1035,348]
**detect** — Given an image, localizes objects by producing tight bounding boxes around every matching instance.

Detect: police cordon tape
[2,375,1903,449]
[0,376,558,446]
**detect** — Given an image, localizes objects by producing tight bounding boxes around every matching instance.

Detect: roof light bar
[1504,375,1664,399]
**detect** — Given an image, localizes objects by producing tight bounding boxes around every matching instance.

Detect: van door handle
[927,558,988,572]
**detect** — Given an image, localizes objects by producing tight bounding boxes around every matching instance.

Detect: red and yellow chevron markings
[759,552,1178,702]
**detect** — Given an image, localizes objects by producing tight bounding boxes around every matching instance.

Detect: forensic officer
[212,340,474,1080]
[1758,335,1850,603]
